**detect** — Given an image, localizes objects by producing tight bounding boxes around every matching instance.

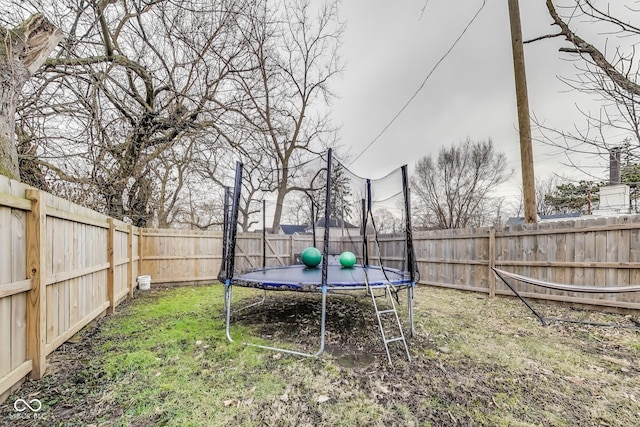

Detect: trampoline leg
[224,280,235,342]
[223,283,326,358]
[243,285,327,358]
[315,285,327,356]
[408,282,415,337]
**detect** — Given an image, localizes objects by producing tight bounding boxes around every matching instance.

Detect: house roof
[505,212,582,226]
[279,224,308,235]
[309,217,358,229]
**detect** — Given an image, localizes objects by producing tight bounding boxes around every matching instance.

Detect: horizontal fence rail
[2,171,640,403]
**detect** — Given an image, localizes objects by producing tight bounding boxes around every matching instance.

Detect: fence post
[107,218,115,313]
[127,225,134,298]
[290,234,294,264]
[25,189,46,379]
[138,228,144,277]
[489,227,496,297]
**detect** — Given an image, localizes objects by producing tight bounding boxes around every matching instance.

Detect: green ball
[301,247,322,268]
[340,251,356,268]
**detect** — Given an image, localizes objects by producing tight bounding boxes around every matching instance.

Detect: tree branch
[524,32,563,44]
[546,0,640,97]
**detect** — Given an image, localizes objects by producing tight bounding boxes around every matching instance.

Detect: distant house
[505,212,582,226]
[593,184,632,215]
[278,224,309,235]
[306,217,360,238]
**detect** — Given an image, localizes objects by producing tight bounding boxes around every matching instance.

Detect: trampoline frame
[220,149,418,359]
[224,264,415,358]
[224,279,330,357]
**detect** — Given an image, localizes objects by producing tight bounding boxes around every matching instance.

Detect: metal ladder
[370,284,411,366]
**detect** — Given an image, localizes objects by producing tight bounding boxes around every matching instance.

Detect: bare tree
[214,0,344,231]
[536,174,568,215]
[0,13,61,180]
[411,138,512,229]
[531,1,640,174]
[282,193,314,226]
[372,208,402,234]
[191,146,264,232]
[11,0,251,225]
[151,137,200,229]
[3,0,342,231]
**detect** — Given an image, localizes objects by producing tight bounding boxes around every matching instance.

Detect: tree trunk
[271,171,288,232]
[0,14,62,180]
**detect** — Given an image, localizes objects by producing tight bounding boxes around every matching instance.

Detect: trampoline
[220,149,418,364]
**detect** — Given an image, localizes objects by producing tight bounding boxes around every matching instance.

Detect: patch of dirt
[231,291,640,425]
[233,292,406,366]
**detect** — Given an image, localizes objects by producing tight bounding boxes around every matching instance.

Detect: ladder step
[378,309,396,315]
[385,337,405,344]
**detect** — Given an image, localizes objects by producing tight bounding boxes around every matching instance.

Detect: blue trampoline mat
[231,264,412,291]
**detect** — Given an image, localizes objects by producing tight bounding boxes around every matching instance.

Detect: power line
[419,0,431,20]
[348,0,488,167]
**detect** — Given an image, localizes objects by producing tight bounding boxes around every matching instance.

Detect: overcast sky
[329,0,631,210]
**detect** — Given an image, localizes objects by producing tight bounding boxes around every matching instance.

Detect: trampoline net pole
[219,187,231,281]
[262,199,266,269]
[321,149,332,288]
[401,165,417,283]
[366,176,372,259]
[361,197,368,266]
[310,194,316,248]
[226,161,243,281]
[402,164,417,336]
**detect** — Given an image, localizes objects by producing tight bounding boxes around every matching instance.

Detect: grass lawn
[1,284,639,426]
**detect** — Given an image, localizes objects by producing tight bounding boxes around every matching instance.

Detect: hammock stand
[491,267,640,327]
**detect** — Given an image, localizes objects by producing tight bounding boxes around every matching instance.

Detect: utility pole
[508,0,537,223]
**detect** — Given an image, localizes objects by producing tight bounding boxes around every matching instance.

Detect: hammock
[493,268,640,294]
[491,267,640,327]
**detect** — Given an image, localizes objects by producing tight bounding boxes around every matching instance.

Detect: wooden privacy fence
[141,232,349,283]
[140,228,221,284]
[135,218,640,311]
[0,176,140,402]
[415,215,640,310]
